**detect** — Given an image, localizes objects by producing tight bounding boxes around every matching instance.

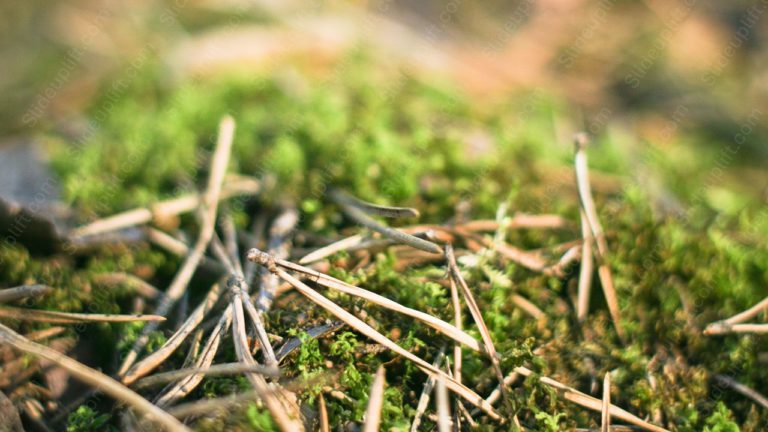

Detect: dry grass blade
[363,366,386,432]
[298,234,365,265]
[0,306,164,324]
[515,366,668,432]
[411,350,445,432]
[445,244,511,409]
[133,363,280,389]
[0,285,52,303]
[70,176,259,238]
[328,188,441,254]
[712,374,768,409]
[602,372,611,432]
[123,282,224,385]
[703,323,768,335]
[329,187,420,219]
[435,375,451,432]
[573,133,625,340]
[247,253,500,420]
[155,307,232,408]
[119,116,236,377]
[577,209,594,322]
[0,323,189,432]
[319,394,330,432]
[247,249,482,353]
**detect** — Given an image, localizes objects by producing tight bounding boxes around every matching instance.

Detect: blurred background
[2,0,768,204]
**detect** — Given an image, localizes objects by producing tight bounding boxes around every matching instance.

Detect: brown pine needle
[573,133,625,340]
[0,285,52,303]
[318,394,330,432]
[457,213,571,231]
[247,251,501,420]
[703,323,768,335]
[329,187,420,219]
[411,350,445,432]
[298,234,366,265]
[0,306,164,324]
[515,366,668,432]
[435,375,451,432]
[713,374,768,409]
[93,273,162,299]
[70,176,259,239]
[155,308,232,407]
[123,282,224,385]
[247,249,482,353]
[577,209,594,323]
[722,295,768,324]
[602,372,611,432]
[0,323,189,432]
[229,278,302,432]
[445,244,511,411]
[257,206,299,312]
[119,115,236,377]
[133,363,280,390]
[328,188,441,254]
[363,366,387,432]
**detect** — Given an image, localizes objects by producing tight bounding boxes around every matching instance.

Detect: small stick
[70,176,259,239]
[0,306,164,324]
[0,285,52,303]
[0,323,189,432]
[363,366,387,432]
[577,209,594,322]
[602,372,611,432]
[703,323,768,335]
[446,244,511,410]
[248,252,501,420]
[411,349,445,432]
[133,363,280,389]
[435,375,451,432]
[119,116,236,377]
[328,188,420,218]
[574,133,625,340]
[514,366,668,432]
[329,189,441,254]
[712,374,768,409]
[247,249,482,352]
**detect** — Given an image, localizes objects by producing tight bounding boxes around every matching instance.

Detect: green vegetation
[3,52,767,430]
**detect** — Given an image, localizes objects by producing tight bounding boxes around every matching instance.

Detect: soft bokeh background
[3,0,768,206]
